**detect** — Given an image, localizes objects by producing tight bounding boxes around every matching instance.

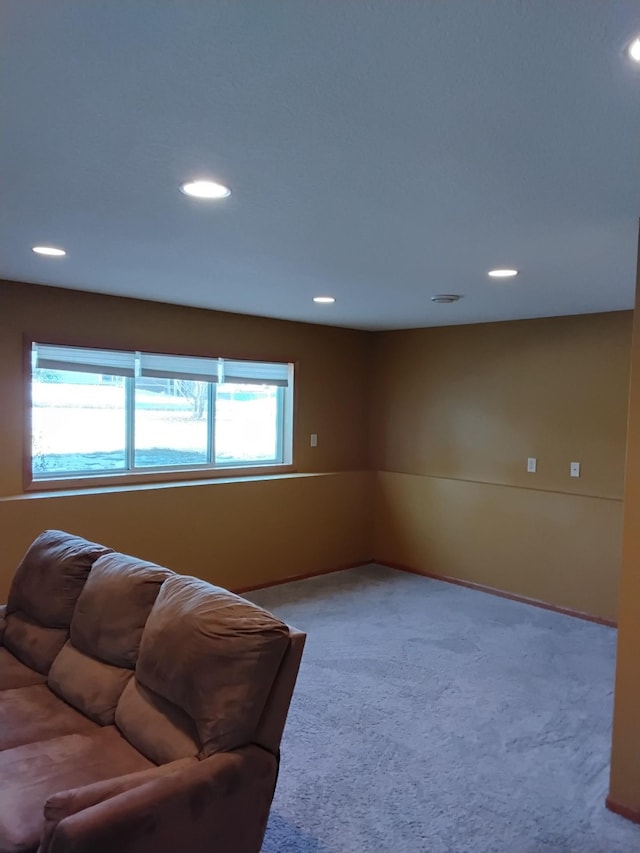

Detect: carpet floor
[247,564,640,853]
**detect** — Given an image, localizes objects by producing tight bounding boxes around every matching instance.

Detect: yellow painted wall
[609,236,640,817]
[0,280,632,627]
[371,312,632,621]
[0,280,373,597]
[0,279,372,494]
[0,472,372,601]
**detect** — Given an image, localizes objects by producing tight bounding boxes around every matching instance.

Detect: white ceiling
[1,1,639,330]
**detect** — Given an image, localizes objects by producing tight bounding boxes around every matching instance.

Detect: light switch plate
[527,457,537,473]
[570,461,580,478]
[310,434,318,447]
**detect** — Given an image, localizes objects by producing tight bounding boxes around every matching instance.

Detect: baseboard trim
[606,795,640,824]
[233,560,372,595]
[376,560,617,628]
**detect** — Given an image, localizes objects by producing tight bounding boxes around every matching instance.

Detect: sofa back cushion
[49,642,135,726]
[48,553,171,725]
[4,530,111,674]
[115,679,200,765]
[70,552,172,668]
[3,614,68,677]
[119,575,290,759]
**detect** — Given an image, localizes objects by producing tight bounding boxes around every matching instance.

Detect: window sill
[23,463,298,496]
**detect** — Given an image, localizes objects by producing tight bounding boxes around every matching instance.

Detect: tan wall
[0,280,373,596]
[0,471,373,601]
[0,280,631,625]
[609,236,640,816]
[0,279,372,495]
[371,312,632,621]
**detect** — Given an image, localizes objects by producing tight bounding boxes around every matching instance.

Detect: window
[30,343,294,481]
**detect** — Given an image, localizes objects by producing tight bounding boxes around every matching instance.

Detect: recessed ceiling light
[32,246,66,257]
[431,294,461,304]
[488,268,519,278]
[179,180,231,199]
[628,37,640,63]
[313,296,335,304]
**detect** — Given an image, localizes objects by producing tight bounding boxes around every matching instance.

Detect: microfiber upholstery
[40,747,278,853]
[4,530,111,675]
[39,757,198,853]
[0,728,153,853]
[0,684,98,752]
[115,679,200,766]
[7,530,111,627]
[48,642,134,727]
[3,613,68,678]
[129,575,290,757]
[0,648,47,690]
[70,553,173,668]
[0,532,305,853]
[48,553,170,726]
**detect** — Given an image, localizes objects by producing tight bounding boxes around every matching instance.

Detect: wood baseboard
[376,560,617,628]
[234,557,617,628]
[233,560,372,595]
[606,795,640,824]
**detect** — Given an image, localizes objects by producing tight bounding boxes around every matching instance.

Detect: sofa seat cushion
[0,685,98,751]
[0,727,154,853]
[0,648,47,690]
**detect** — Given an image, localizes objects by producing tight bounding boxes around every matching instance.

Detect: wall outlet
[310,433,318,447]
[570,461,580,478]
[527,457,537,473]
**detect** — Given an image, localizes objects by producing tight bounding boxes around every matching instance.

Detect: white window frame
[30,343,295,481]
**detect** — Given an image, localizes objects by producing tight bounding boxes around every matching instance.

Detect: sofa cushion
[3,612,68,675]
[115,678,200,765]
[136,575,290,757]
[70,552,173,668]
[4,530,111,676]
[7,530,111,627]
[47,553,170,725]
[0,727,153,853]
[0,684,98,752]
[0,647,47,690]
[48,642,133,726]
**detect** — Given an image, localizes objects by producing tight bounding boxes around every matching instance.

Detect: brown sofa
[0,530,305,853]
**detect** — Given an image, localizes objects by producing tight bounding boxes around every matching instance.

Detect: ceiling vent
[431,294,461,304]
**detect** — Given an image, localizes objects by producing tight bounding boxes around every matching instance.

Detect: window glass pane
[134,377,209,468]
[31,345,292,481]
[215,384,280,465]
[32,368,126,476]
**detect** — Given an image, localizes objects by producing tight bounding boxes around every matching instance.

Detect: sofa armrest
[38,757,197,853]
[45,745,277,853]
[0,605,6,645]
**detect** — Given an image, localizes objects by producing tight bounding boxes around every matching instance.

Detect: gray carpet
[247,565,640,853]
